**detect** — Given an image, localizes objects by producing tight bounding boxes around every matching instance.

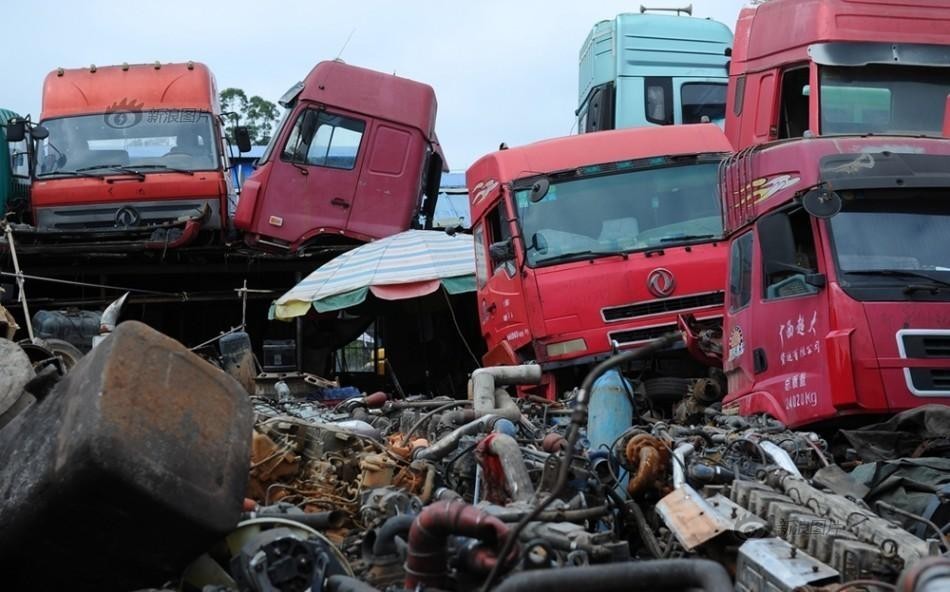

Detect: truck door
[344,122,424,239]
[751,207,834,424]
[256,107,366,245]
[724,230,756,398]
[477,197,528,353]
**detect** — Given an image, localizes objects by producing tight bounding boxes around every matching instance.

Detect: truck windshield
[830,191,950,278]
[514,161,722,267]
[820,65,950,135]
[36,111,219,177]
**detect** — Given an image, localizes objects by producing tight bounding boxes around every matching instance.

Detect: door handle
[753,348,768,374]
[331,197,350,209]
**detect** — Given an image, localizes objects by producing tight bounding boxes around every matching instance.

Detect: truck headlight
[546,338,587,358]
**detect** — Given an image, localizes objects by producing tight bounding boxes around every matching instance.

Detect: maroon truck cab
[466,124,732,396]
[234,60,444,251]
[720,136,950,427]
[726,0,950,150]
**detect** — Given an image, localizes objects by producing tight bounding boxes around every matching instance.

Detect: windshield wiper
[125,164,195,175]
[658,234,716,244]
[37,169,104,179]
[845,269,950,293]
[74,164,146,180]
[536,250,628,265]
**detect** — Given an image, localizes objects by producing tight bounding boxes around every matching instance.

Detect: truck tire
[643,377,690,403]
[41,338,85,371]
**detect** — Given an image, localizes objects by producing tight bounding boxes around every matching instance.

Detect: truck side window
[485,203,513,275]
[760,208,818,300]
[645,77,673,125]
[10,139,29,177]
[733,75,746,117]
[473,222,488,288]
[585,82,616,133]
[778,67,810,139]
[682,83,727,124]
[282,110,365,170]
[729,232,753,311]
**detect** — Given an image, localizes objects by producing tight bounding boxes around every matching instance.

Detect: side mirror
[30,125,49,140]
[234,126,252,153]
[5,121,26,142]
[489,239,514,264]
[529,178,551,203]
[802,185,841,218]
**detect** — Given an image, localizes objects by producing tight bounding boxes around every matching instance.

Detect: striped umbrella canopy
[272,229,476,320]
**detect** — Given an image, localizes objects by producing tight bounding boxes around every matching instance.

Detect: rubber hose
[371,513,416,557]
[492,559,732,592]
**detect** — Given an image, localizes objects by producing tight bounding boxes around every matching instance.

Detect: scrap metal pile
[0,322,948,592]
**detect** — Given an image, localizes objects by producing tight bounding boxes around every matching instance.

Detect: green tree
[219,87,280,145]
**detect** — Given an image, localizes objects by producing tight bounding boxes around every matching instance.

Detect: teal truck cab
[577,7,733,133]
[0,109,29,217]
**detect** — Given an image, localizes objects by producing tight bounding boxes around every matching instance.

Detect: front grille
[54,218,178,230]
[909,368,950,392]
[36,199,219,232]
[610,324,678,345]
[603,291,724,322]
[902,334,950,358]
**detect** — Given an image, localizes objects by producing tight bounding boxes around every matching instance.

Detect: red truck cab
[31,62,231,247]
[234,60,444,251]
[466,124,732,395]
[720,136,950,428]
[726,0,950,150]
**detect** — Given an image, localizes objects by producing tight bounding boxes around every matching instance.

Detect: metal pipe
[400,400,468,445]
[470,365,542,418]
[412,414,497,461]
[483,387,522,421]
[339,391,390,412]
[390,399,472,409]
[673,443,694,490]
[294,271,304,371]
[3,225,34,342]
[759,440,802,476]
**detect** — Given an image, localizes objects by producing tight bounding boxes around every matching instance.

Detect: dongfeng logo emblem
[647,268,675,298]
[114,206,141,228]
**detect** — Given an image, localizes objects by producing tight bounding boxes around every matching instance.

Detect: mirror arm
[504,216,530,275]
[805,273,826,289]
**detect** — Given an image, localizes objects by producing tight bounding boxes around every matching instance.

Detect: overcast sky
[2,0,747,170]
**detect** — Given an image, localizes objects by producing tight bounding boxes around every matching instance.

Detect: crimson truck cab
[234,60,444,252]
[466,124,732,396]
[28,62,232,248]
[720,136,950,428]
[726,0,950,150]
